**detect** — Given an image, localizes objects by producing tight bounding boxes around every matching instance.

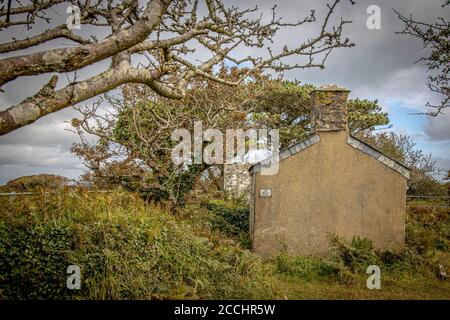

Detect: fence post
[447,188,450,209]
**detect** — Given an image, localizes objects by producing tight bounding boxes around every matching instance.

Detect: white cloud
[424,112,450,141]
[0,144,82,169]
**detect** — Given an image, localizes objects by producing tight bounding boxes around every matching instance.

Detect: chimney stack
[311,84,350,132]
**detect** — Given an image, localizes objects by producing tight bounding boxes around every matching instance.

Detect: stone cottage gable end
[249,84,411,257]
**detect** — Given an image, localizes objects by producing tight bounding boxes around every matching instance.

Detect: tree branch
[0,60,172,135]
[0,25,92,53]
[0,0,171,87]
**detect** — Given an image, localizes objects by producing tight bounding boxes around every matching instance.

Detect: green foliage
[327,235,379,273]
[347,98,389,133]
[245,80,314,148]
[1,192,448,300]
[0,222,74,299]
[111,100,202,206]
[245,79,390,148]
[206,199,250,247]
[273,251,339,281]
[406,206,450,255]
[0,190,269,299]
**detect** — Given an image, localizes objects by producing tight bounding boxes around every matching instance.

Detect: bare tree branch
[0,0,171,86]
[0,0,355,135]
[0,24,92,53]
[395,1,449,115]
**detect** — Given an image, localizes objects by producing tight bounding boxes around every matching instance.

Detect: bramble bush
[0,222,74,299]
[205,199,250,247]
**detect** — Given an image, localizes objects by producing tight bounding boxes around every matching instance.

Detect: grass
[267,253,449,300]
[0,189,448,299]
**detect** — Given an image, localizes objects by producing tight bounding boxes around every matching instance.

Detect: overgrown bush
[0,190,270,299]
[327,235,379,273]
[205,199,250,247]
[0,222,74,299]
[406,206,449,255]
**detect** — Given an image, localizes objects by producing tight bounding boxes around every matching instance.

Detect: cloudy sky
[0,0,449,184]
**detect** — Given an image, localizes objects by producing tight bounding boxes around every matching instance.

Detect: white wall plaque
[259,188,272,198]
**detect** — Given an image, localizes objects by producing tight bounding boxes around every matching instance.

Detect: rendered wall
[252,131,407,257]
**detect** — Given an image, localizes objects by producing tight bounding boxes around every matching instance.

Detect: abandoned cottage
[224,84,411,257]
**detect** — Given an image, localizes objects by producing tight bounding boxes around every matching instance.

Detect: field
[0,189,448,299]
